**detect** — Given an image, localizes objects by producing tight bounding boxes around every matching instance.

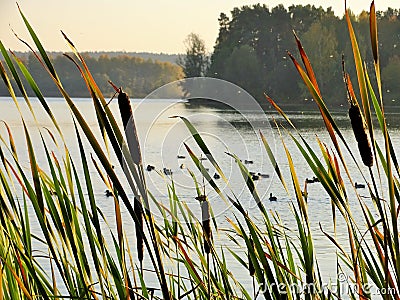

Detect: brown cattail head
[198,196,212,254]
[117,89,142,165]
[248,237,255,276]
[134,197,144,262]
[349,103,373,167]
[343,69,373,168]
[117,89,132,129]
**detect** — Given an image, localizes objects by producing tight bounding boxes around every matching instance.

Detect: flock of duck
[145,156,270,182]
[104,155,367,200]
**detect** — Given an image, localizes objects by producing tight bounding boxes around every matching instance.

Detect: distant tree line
[182,5,400,107]
[0,54,183,98]
[8,51,180,64]
[2,4,400,106]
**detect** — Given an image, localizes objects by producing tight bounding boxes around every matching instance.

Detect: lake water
[0,97,397,297]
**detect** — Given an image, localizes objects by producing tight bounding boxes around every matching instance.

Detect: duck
[105,189,113,197]
[213,173,220,179]
[146,164,155,171]
[244,160,254,164]
[355,182,365,189]
[305,176,320,183]
[305,178,314,184]
[257,172,269,178]
[269,193,277,201]
[177,155,186,159]
[163,168,173,176]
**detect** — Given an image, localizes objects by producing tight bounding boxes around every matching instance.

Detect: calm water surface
[1,97,398,295]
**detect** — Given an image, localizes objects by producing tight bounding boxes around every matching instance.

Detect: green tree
[223,45,264,98]
[178,33,209,78]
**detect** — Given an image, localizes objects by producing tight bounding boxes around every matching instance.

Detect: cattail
[134,197,144,264]
[343,66,373,168]
[114,86,145,264]
[248,238,255,276]
[117,88,142,165]
[349,102,373,167]
[117,89,132,128]
[198,195,212,254]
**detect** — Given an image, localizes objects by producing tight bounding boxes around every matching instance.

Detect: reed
[0,1,398,299]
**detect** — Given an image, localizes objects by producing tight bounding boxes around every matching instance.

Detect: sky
[0,0,396,54]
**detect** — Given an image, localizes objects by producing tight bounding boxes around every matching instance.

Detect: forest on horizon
[1,4,400,106]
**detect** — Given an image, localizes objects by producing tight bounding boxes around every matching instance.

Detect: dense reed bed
[0,1,398,299]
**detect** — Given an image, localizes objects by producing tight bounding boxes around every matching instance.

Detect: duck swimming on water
[355,182,365,189]
[305,176,319,183]
[163,168,173,176]
[146,164,155,171]
[257,172,269,178]
[269,193,277,201]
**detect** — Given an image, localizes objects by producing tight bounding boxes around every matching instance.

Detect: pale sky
[0,0,396,54]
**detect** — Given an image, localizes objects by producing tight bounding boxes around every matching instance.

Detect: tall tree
[178,33,209,78]
[223,45,264,98]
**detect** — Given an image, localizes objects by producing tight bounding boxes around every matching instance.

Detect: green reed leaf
[346,7,375,159]
[0,41,29,101]
[184,142,228,204]
[227,152,266,216]
[281,137,308,224]
[0,61,21,113]
[260,130,289,194]
[17,5,59,81]
[10,52,63,139]
[369,1,382,100]
[173,116,228,183]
